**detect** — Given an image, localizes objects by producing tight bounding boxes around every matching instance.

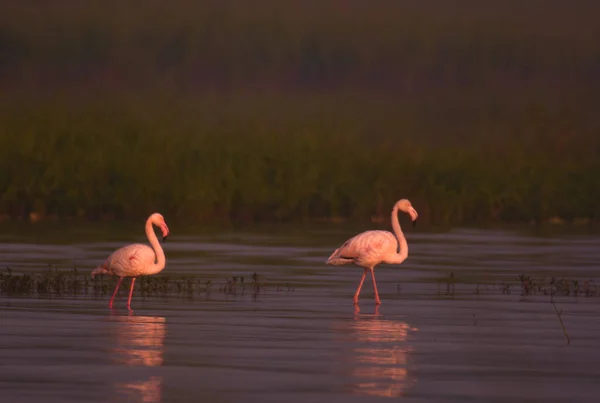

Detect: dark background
[1,0,598,225]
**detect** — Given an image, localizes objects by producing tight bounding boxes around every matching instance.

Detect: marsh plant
[1,267,596,302]
[0,266,271,299]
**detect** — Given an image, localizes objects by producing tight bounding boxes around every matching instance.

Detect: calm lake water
[1,222,600,402]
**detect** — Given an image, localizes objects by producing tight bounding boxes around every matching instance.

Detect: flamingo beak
[160,222,169,242]
[409,207,418,227]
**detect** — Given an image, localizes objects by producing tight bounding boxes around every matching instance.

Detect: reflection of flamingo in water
[332,306,418,398]
[348,315,417,398]
[110,314,166,403]
[326,199,418,305]
[111,314,167,367]
[117,377,162,403]
[91,213,169,310]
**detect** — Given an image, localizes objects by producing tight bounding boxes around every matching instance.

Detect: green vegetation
[0,0,599,225]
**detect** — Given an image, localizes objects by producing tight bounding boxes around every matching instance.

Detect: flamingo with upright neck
[91,213,169,310]
[326,199,418,305]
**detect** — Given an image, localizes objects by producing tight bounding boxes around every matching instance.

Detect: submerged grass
[2,267,598,302]
[0,266,275,299]
[1,0,599,225]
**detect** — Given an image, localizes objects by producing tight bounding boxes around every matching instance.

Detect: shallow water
[1,224,600,402]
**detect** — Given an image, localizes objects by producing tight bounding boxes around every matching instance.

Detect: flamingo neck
[390,204,409,264]
[145,217,166,275]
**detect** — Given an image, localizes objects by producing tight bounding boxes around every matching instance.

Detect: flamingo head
[150,213,170,241]
[395,199,418,226]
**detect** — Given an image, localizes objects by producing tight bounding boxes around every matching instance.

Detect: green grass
[0,1,599,225]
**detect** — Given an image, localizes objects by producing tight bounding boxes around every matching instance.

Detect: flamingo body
[91,212,169,310]
[326,230,400,269]
[95,243,163,278]
[326,199,418,306]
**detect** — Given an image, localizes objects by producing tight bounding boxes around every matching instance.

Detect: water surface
[1,224,600,402]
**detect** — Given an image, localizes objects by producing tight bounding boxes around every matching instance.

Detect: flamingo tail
[91,266,108,278]
[325,248,354,266]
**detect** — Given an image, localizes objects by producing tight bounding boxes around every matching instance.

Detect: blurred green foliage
[0,0,598,225]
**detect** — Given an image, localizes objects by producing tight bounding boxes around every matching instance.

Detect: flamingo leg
[370,269,381,305]
[127,278,136,310]
[353,269,368,304]
[108,277,124,309]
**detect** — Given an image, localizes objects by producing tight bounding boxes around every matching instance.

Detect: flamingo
[91,212,169,310]
[326,199,418,305]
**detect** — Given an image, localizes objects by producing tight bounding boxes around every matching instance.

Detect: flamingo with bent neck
[91,212,169,310]
[326,199,418,305]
